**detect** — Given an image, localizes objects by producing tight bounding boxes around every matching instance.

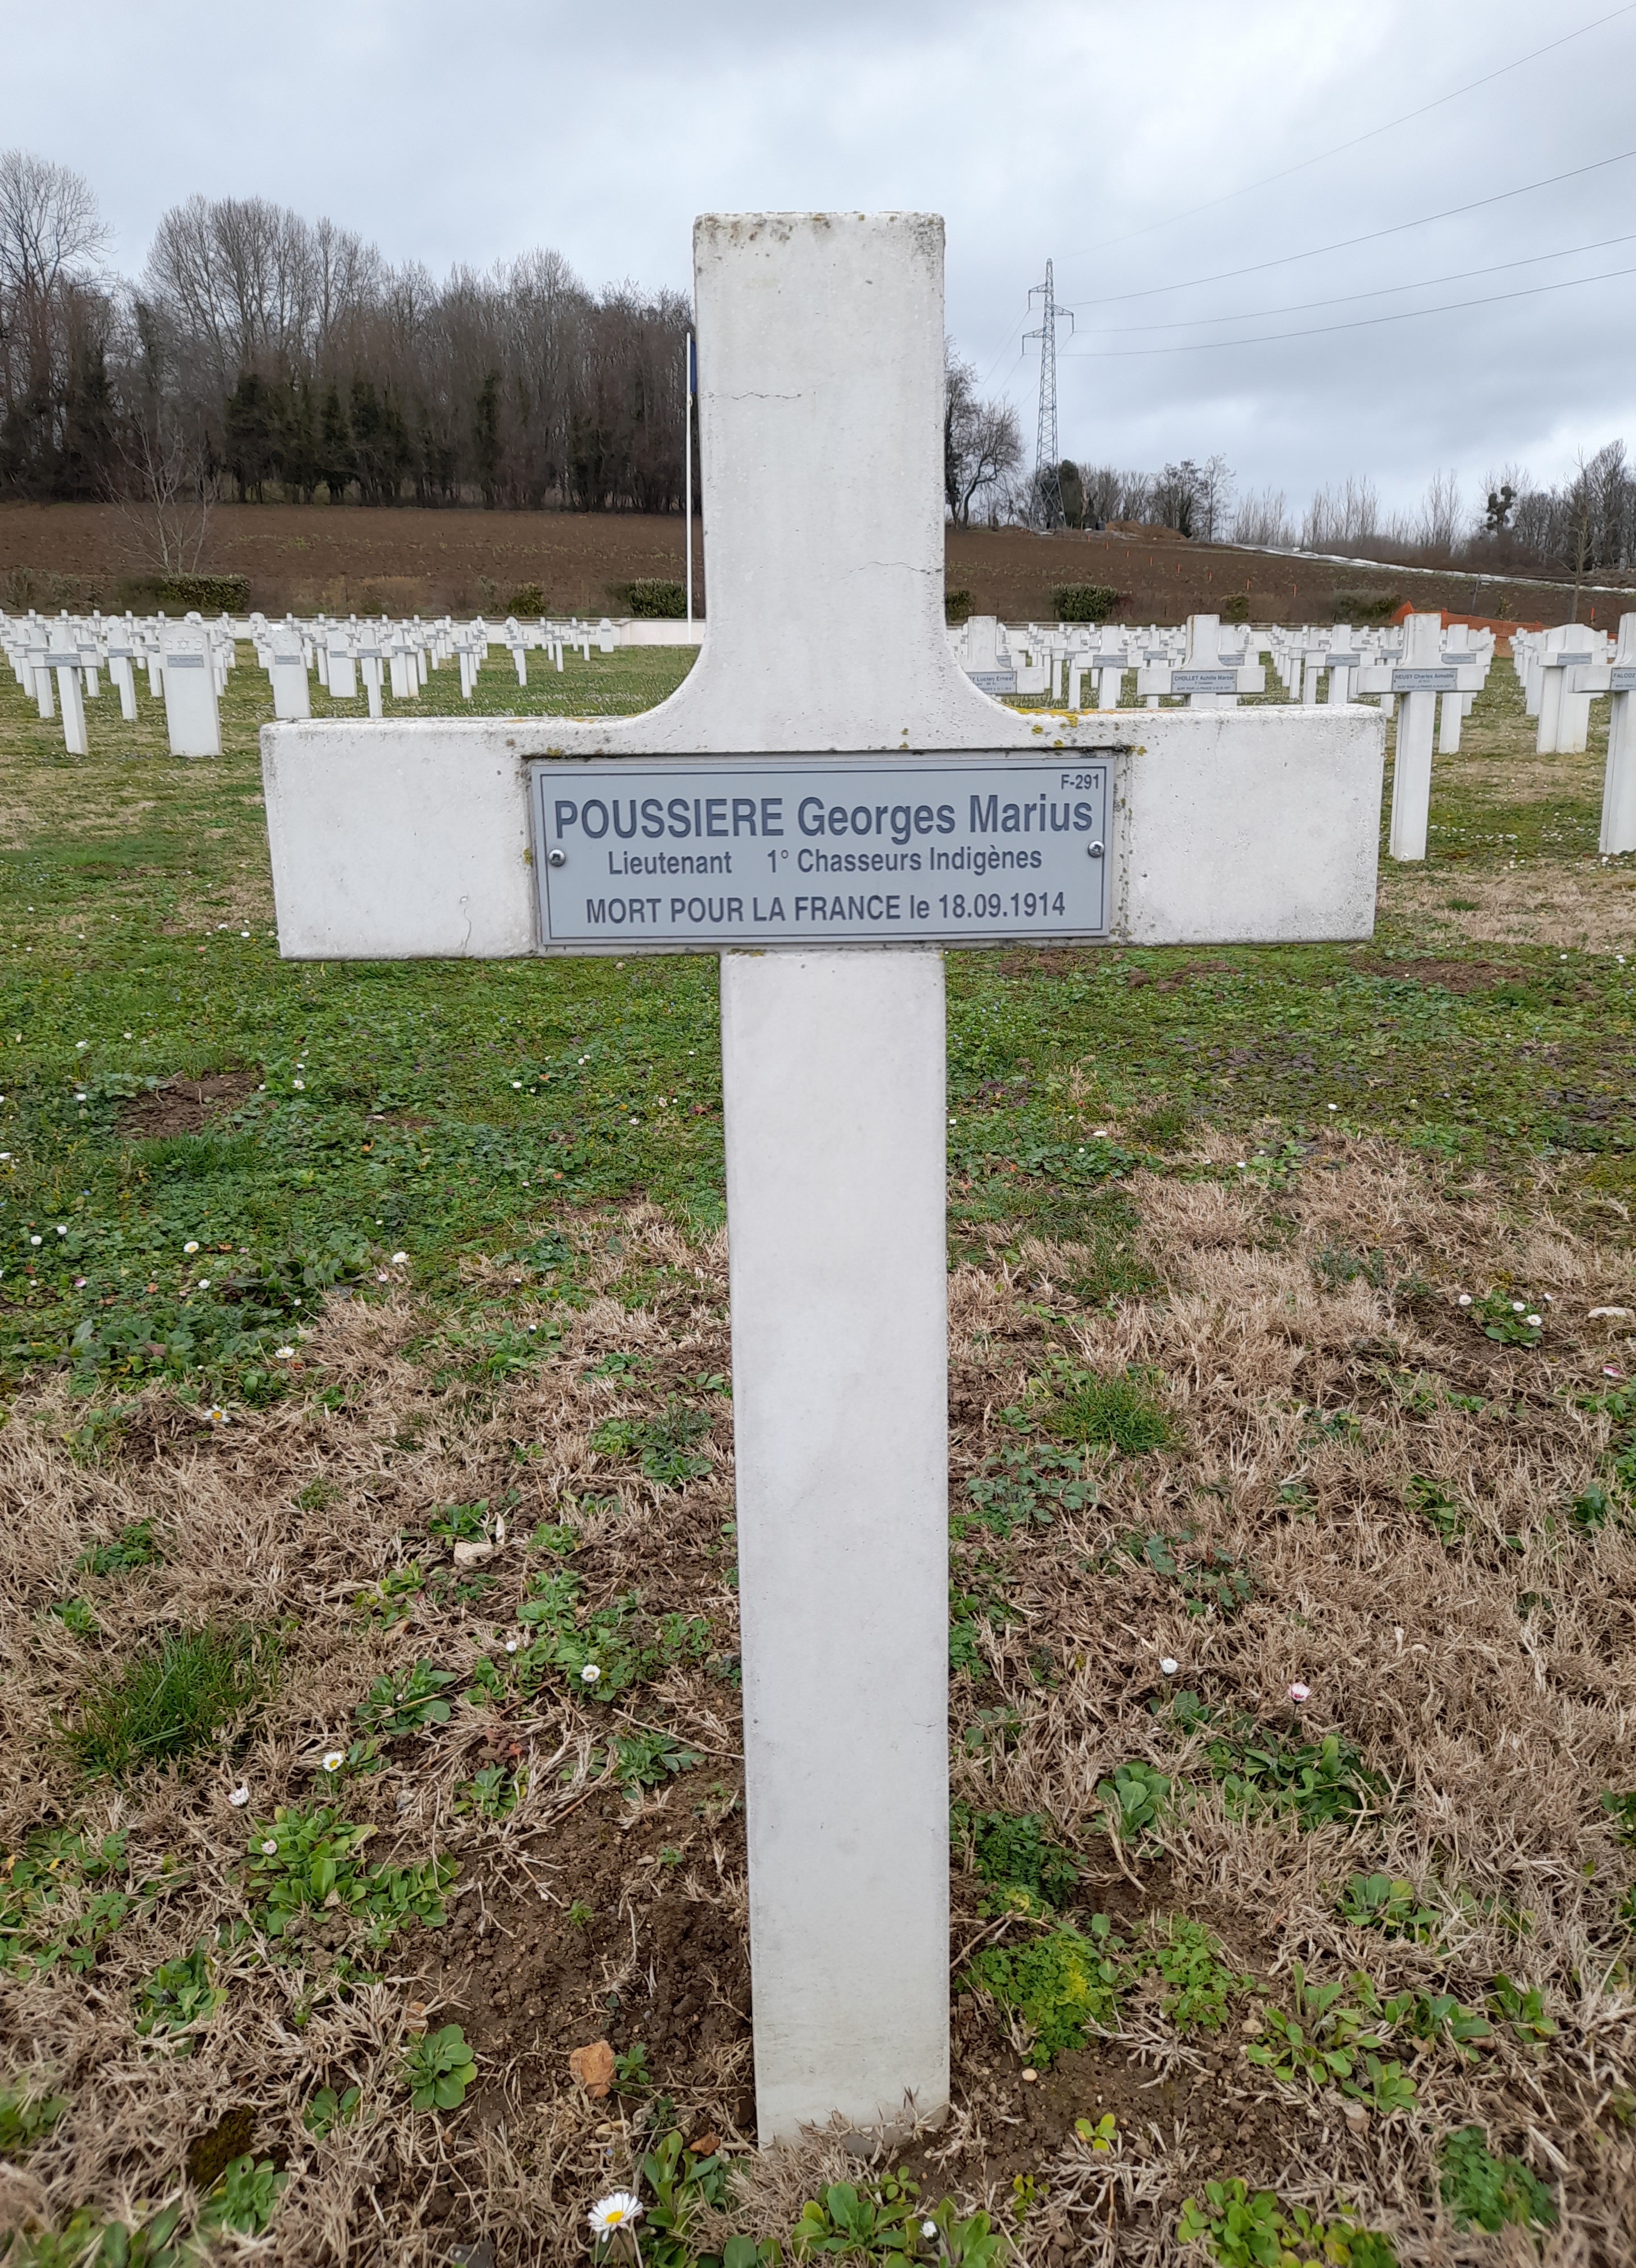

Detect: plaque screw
[1087,840,1105,859]
[548,847,567,868]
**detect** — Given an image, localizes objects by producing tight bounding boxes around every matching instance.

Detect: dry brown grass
[2,1160,1635,2261]
[1380,860,1636,953]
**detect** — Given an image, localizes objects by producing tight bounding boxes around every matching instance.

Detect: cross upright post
[261,210,1384,2146]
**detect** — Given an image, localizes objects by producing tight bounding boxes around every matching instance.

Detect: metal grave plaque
[1611,666,1636,693]
[966,669,1017,695]
[1391,668,1459,693]
[1171,669,1239,694]
[528,753,1111,950]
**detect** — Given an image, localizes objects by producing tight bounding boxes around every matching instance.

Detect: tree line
[0,149,690,515]
[5,145,1631,583]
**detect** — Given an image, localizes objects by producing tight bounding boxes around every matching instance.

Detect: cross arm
[262,701,1384,958]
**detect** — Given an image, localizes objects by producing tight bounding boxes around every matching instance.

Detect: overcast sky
[6,0,1635,520]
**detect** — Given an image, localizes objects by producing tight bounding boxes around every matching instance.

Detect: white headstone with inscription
[261,211,1383,2145]
[160,618,222,758]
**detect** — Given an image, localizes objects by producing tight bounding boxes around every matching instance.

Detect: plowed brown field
[1,499,1626,627]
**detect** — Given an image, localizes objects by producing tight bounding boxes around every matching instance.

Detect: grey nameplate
[1551,652,1593,668]
[1391,668,1458,691]
[165,653,206,669]
[1171,669,1239,693]
[1610,666,1636,691]
[1325,653,1360,667]
[529,753,1111,948]
[967,669,1017,694]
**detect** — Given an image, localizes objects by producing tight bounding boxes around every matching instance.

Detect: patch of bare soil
[426,1800,753,2142]
[1350,954,1525,994]
[116,1070,261,1137]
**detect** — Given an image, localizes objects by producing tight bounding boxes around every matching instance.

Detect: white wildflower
[228,1785,250,1807]
[322,1750,345,1774]
[1287,1682,1311,1704]
[1159,1657,1179,1677]
[581,1664,602,1685]
[587,2193,643,2236]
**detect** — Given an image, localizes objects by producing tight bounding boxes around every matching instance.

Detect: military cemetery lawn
[1,646,1635,2262]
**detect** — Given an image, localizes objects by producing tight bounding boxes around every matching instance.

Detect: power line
[1061,147,1636,311]
[1069,230,1636,336]
[1059,258,1636,356]
[1054,0,1636,270]
[977,2,1636,380]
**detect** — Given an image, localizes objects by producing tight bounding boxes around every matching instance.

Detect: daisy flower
[588,2193,642,2237]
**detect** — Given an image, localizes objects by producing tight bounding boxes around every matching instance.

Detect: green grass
[1042,1366,1173,1453]
[2,642,1633,1420]
[68,1625,270,1779]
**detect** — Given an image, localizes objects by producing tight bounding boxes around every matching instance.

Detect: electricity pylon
[1024,261,1074,529]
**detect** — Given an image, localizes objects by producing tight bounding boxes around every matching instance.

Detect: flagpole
[684,333,695,627]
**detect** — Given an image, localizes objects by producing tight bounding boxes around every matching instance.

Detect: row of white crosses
[954,615,1268,710]
[954,611,1505,864]
[1,609,235,758]
[255,612,617,720]
[1510,616,1636,850]
[260,211,1384,2146]
[0,604,629,749]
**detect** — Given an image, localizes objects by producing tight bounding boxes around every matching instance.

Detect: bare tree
[944,344,1022,526]
[114,405,211,577]
[1231,486,1292,547]
[0,149,108,301]
[1415,468,1464,556]
[1197,453,1235,543]
[1151,459,1202,537]
[1301,476,1380,553]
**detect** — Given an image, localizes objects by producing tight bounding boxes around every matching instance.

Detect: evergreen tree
[319,382,354,502]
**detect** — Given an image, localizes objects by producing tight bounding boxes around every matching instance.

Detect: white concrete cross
[1575,610,1636,853]
[1357,611,1484,861]
[1135,613,1264,709]
[1534,623,1601,756]
[261,211,1382,2146]
[41,634,89,756]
